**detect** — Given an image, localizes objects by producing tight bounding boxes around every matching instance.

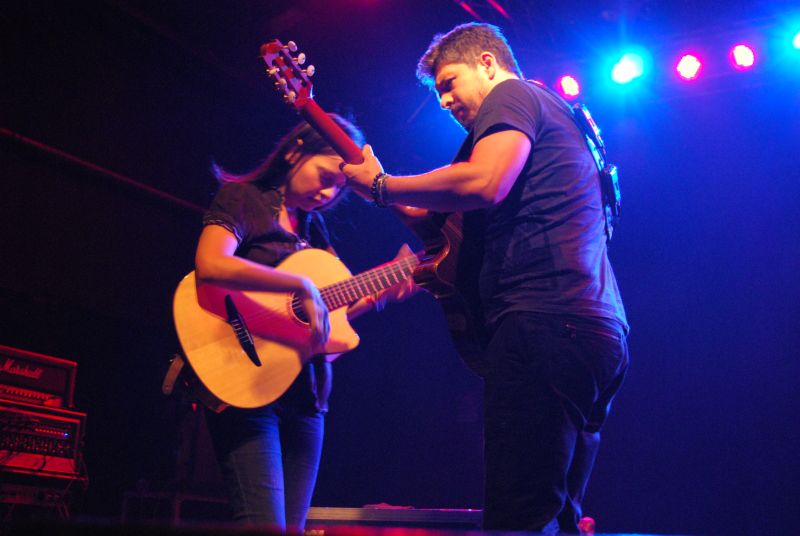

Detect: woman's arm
[195,225,310,292]
[195,224,330,348]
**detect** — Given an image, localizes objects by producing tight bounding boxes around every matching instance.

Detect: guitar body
[404,211,490,376]
[173,249,358,409]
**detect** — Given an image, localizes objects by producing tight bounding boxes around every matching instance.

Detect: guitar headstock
[260,39,315,107]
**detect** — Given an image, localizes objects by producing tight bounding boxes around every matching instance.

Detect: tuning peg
[266,67,278,76]
[295,53,306,65]
[286,41,298,52]
[286,91,297,103]
[305,65,315,77]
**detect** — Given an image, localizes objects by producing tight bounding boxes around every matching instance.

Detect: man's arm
[345,129,531,212]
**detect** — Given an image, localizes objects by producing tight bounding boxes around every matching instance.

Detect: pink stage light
[676,54,703,80]
[730,44,756,70]
[557,75,581,99]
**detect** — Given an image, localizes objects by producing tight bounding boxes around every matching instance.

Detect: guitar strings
[320,256,418,307]
[185,256,420,335]
[296,255,419,313]
[179,255,421,344]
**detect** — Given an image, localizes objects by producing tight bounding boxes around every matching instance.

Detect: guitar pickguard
[224,294,261,367]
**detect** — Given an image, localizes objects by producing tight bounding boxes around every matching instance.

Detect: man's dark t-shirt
[453,79,628,331]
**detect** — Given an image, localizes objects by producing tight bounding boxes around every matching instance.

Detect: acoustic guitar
[173,249,419,409]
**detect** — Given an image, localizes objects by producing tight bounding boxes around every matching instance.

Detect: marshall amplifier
[0,345,77,408]
[0,399,86,479]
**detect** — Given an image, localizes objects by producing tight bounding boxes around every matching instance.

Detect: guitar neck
[297,98,363,164]
[319,255,419,311]
[298,98,430,225]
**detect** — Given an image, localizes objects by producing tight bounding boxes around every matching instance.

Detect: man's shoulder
[482,78,543,114]
[489,78,536,99]
[472,79,541,137]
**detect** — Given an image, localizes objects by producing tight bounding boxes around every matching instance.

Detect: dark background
[2,1,799,534]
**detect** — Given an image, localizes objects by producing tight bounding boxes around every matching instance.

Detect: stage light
[730,44,756,69]
[793,31,800,49]
[611,52,645,84]
[557,75,581,99]
[676,54,702,80]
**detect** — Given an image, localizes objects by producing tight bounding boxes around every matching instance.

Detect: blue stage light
[611,52,645,84]
[793,30,800,49]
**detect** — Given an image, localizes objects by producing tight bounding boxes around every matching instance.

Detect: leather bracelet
[370,172,389,208]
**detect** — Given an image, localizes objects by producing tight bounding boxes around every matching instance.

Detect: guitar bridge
[224,295,262,367]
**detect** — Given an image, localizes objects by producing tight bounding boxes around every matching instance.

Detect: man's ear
[479,51,497,78]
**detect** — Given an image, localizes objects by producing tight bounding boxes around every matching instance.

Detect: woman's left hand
[371,244,422,311]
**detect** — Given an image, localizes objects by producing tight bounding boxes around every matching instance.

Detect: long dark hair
[212,114,364,188]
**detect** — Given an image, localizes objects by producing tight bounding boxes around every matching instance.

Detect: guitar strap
[161,353,228,412]
[528,80,622,241]
[161,353,185,396]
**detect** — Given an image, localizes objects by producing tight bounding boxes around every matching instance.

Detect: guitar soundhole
[290,296,309,324]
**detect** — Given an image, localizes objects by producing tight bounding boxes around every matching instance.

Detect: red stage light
[558,75,581,99]
[730,44,756,70]
[676,54,702,80]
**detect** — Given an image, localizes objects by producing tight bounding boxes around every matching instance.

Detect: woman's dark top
[202,181,333,412]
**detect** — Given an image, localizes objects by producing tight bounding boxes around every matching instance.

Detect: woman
[195,115,413,531]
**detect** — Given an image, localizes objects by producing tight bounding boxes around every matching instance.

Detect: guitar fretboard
[291,255,419,317]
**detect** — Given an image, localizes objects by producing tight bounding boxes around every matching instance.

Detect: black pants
[482,311,629,533]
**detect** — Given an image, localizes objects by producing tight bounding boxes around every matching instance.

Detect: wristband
[370,172,390,208]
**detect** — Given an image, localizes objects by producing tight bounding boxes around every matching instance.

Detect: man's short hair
[416,23,523,88]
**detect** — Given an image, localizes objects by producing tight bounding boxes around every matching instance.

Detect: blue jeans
[482,311,629,533]
[205,402,324,532]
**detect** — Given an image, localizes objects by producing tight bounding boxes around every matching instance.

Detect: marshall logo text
[1,358,44,380]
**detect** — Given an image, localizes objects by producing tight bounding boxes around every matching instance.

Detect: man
[342,23,629,533]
